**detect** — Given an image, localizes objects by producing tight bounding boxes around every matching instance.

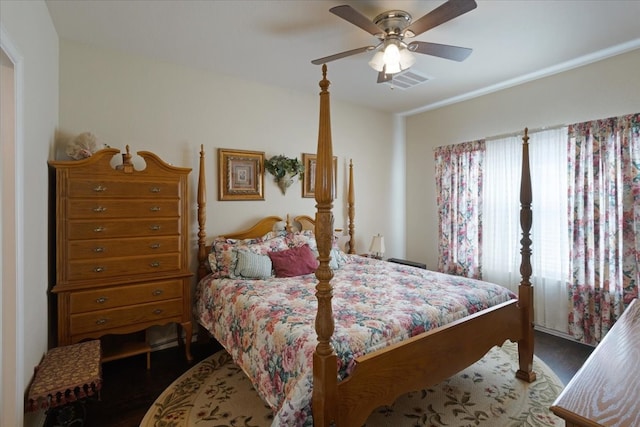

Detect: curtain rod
[433,123,569,151]
[485,123,568,142]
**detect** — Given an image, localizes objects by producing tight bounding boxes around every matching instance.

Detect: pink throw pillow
[268,244,319,278]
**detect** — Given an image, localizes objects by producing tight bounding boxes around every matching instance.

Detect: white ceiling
[45,0,640,115]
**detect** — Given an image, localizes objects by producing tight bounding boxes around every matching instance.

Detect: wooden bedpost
[347,159,356,254]
[313,64,338,426]
[197,145,208,280]
[516,128,536,382]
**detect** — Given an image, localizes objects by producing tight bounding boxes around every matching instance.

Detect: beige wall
[58,40,397,258]
[0,0,58,425]
[58,40,399,343]
[405,48,640,269]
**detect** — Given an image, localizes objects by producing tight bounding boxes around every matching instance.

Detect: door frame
[1,25,26,425]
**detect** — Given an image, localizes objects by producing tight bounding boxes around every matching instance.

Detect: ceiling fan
[311,0,477,83]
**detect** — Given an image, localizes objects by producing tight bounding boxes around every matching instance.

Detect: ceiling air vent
[384,70,431,90]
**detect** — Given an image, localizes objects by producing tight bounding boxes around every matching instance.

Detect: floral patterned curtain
[567,113,640,345]
[434,140,485,279]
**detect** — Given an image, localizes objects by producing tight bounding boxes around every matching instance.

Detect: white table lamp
[369,234,385,260]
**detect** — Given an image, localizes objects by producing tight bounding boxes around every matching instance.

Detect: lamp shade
[382,43,401,73]
[369,234,385,259]
[368,40,415,76]
[368,51,385,72]
[399,47,415,69]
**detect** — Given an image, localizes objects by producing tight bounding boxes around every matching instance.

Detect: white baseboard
[534,324,596,347]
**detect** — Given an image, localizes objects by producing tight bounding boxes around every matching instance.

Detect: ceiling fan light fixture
[399,47,416,69]
[317,2,477,84]
[369,39,414,75]
[368,50,385,72]
[383,43,401,66]
[384,60,402,75]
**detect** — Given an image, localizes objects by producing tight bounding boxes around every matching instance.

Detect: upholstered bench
[27,340,102,425]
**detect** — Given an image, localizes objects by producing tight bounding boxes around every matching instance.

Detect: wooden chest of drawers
[49,147,193,362]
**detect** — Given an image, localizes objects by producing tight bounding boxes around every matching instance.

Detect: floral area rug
[140,341,563,427]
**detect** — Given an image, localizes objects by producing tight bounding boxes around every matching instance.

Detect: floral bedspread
[194,255,516,426]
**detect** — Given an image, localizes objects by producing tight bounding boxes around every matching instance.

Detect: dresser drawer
[68,253,181,281]
[68,199,179,219]
[69,280,184,314]
[70,299,183,335]
[68,179,180,198]
[68,236,180,260]
[68,218,179,240]
[50,149,193,362]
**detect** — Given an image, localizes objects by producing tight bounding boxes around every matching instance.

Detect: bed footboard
[336,300,522,427]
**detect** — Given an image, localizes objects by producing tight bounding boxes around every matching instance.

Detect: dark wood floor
[532,330,594,385]
[44,331,593,427]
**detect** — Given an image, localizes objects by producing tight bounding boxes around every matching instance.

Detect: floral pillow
[285,230,318,252]
[208,236,258,278]
[209,233,288,278]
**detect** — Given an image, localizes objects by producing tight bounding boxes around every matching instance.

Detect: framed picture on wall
[218,148,264,201]
[302,153,337,198]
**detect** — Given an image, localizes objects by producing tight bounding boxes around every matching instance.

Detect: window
[483,128,570,332]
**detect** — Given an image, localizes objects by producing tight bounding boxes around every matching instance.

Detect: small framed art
[302,153,337,198]
[218,148,264,201]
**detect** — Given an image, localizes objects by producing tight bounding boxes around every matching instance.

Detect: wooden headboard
[202,214,315,252]
[195,144,356,280]
[219,216,285,240]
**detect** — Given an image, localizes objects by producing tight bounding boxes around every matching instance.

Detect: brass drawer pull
[93,266,105,273]
[149,243,161,249]
[150,225,161,231]
[93,247,105,253]
[152,289,163,296]
[93,185,107,192]
[149,206,161,212]
[95,297,108,304]
[150,187,161,193]
[153,309,163,315]
[95,318,108,325]
[93,206,107,213]
[150,261,160,268]
[94,226,105,233]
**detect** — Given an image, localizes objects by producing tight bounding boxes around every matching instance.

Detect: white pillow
[233,249,273,279]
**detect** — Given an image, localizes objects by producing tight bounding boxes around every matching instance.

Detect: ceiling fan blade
[405,0,477,37]
[330,5,381,36]
[311,46,375,65]
[408,41,472,62]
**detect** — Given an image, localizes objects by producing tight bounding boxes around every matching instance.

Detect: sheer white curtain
[482,135,521,289]
[483,128,571,335]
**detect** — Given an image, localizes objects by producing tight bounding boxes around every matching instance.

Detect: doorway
[1,35,24,426]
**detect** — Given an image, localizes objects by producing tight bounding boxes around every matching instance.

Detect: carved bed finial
[516,126,536,382]
[313,64,338,425]
[320,64,330,93]
[286,214,293,233]
[347,159,355,254]
[197,145,208,280]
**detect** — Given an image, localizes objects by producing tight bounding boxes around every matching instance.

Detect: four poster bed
[195,65,535,426]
